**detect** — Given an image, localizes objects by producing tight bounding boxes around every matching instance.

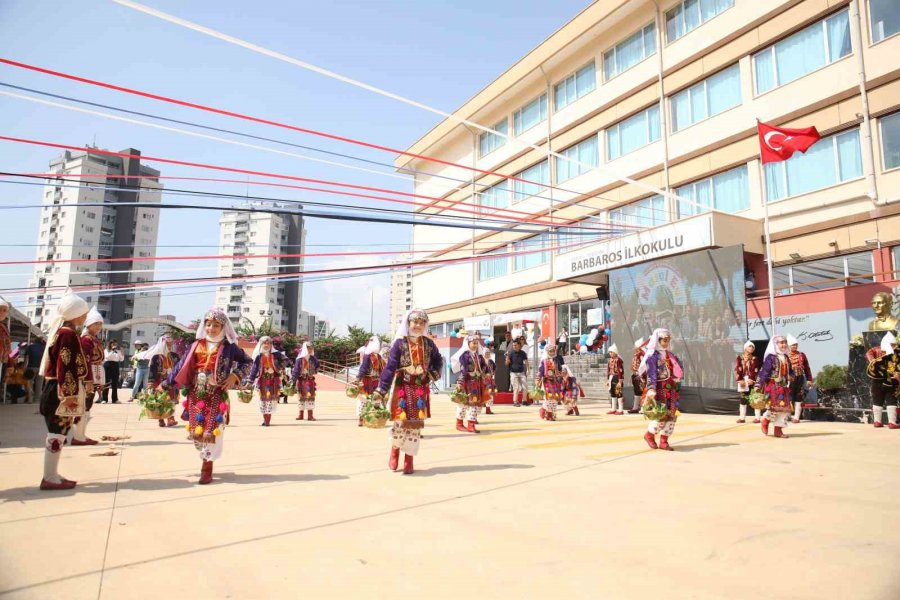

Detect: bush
[815,364,848,391]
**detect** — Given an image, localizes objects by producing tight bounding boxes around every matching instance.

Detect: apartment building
[399,0,900,379]
[389,253,414,331]
[26,148,162,346]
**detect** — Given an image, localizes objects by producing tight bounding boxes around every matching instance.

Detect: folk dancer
[787,335,813,423]
[372,309,444,474]
[483,347,496,415]
[735,341,761,424]
[167,308,251,484]
[639,328,684,450]
[562,365,582,416]
[866,332,900,428]
[754,335,795,438]
[628,338,648,413]
[606,344,625,415]
[145,334,181,427]
[249,336,286,427]
[37,291,92,490]
[0,300,10,372]
[353,336,384,427]
[451,335,489,433]
[537,345,565,421]
[73,307,104,445]
[292,342,319,421]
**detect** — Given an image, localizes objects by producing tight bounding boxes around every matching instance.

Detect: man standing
[787,334,813,423]
[25,339,46,405]
[130,340,150,401]
[506,339,529,407]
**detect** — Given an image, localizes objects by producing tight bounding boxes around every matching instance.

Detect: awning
[6,303,44,345]
[464,312,542,332]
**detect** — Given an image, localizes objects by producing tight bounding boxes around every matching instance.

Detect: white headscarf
[364,335,380,355]
[82,306,103,334]
[634,337,644,349]
[39,290,90,377]
[562,365,574,377]
[764,335,787,360]
[786,334,799,347]
[743,340,755,352]
[195,308,238,344]
[881,331,897,356]
[138,334,173,362]
[298,341,312,360]
[451,335,480,374]
[393,308,429,341]
[0,299,9,309]
[638,328,669,376]
[540,343,558,361]
[608,344,619,355]
[252,335,273,360]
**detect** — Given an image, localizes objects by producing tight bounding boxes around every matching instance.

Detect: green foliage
[815,364,848,391]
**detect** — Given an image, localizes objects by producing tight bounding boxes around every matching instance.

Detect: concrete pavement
[0,391,898,599]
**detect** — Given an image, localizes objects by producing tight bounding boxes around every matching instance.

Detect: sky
[0,0,592,335]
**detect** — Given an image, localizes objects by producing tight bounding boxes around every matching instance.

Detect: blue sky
[0,0,591,334]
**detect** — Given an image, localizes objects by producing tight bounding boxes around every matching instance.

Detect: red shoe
[455,419,467,432]
[199,460,213,485]
[466,421,479,434]
[736,418,746,423]
[774,426,788,439]
[71,438,98,446]
[539,408,546,420]
[167,416,178,427]
[615,411,624,415]
[263,414,271,426]
[874,421,883,428]
[225,411,230,426]
[573,406,580,416]
[485,407,494,415]
[606,409,617,414]
[40,478,76,490]
[888,423,900,430]
[158,419,167,427]
[761,418,770,436]
[296,411,305,420]
[307,410,316,422]
[791,418,800,424]
[402,454,414,475]
[358,418,363,427]
[752,418,761,424]
[643,432,658,449]
[659,435,673,451]
[566,409,574,416]
[389,447,400,471]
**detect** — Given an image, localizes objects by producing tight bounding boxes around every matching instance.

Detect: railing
[748,268,896,299]
[316,357,359,383]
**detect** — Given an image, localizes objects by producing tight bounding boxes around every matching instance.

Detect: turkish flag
[757,121,821,163]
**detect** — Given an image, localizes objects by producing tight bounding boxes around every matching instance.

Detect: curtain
[707,64,741,116]
[666,4,684,41]
[682,0,700,34]
[754,49,776,94]
[836,129,862,181]
[785,136,836,196]
[648,105,661,143]
[712,165,749,213]
[671,91,691,131]
[616,29,645,75]
[870,0,900,42]
[690,84,708,122]
[700,0,733,21]
[775,23,826,88]
[575,63,596,96]
[764,163,785,202]
[607,126,620,160]
[882,112,900,170]
[826,11,851,61]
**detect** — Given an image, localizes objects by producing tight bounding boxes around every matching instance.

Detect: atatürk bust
[868,292,899,332]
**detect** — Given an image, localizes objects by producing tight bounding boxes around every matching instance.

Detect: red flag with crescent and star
[757,120,821,163]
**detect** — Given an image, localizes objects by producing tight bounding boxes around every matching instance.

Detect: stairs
[563,354,612,409]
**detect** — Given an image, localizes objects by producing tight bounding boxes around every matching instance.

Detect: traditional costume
[451,336,489,433]
[374,309,443,474]
[483,348,496,415]
[167,308,251,484]
[606,344,625,415]
[754,335,795,438]
[354,336,384,426]
[143,334,181,427]
[249,336,286,427]
[787,335,813,423]
[735,341,761,424]
[73,307,104,445]
[866,332,900,429]
[628,338,648,413]
[562,365,581,416]
[0,300,10,368]
[537,346,565,421]
[639,328,684,450]
[38,292,91,490]
[292,342,319,421]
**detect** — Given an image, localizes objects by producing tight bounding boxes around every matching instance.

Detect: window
[764,129,862,201]
[880,111,900,170]
[554,62,596,111]
[892,246,900,279]
[556,136,599,183]
[512,160,549,203]
[753,9,851,95]
[775,251,874,294]
[677,165,750,218]
[479,118,509,157]
[603,23,656,81]
[607,105,661,160]
[666,0,734,43]
[609,195,668,229]
[670,64,741,131]
[513,234,551,271]
[870,0,900,43]
[514,94,548,135]
[478,181,510,213]
[477,248,508,281]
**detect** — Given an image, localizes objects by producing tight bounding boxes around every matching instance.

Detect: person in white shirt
[99,340,125,404]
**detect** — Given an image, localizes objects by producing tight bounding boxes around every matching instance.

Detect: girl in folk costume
[483,347,496,415]
[166,308,251,484]
[537,345,565,421]
[562,365,582,416]
[628,338,648,413]
[144,334,181,427]
[292,342,319,421]
[606,344,625,415]
[735,341,761,424]
[37,291,93,490]
[451,335,489,433]
[373,309,443,475]
[866,332,900,429]
[639,328,684,451]
[249,336,286,427]
[0,300,11,369]
[754,335,795,438]
[73,307,104,446]
[353,336,384,427]
[786,335,813,423]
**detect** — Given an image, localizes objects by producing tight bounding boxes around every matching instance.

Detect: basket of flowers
[345,382,360,398]
[280,381,297,397]
[237,388,254,403]
[449,384,468,405]
[748,388,769,410]
[137,388,175,420]
[361,397,391,429]
[528,387,545,402]
[641,398,670,421]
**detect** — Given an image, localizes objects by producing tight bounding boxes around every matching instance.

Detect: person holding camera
[100,340,124,404]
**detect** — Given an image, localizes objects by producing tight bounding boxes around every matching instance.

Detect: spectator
[5,358,28,404]
[23,339,45,405]
[506,339,529,407]
[100,339,125,404]
[557,329,568,354]
[498,331,513,353]
[130,340,150,401]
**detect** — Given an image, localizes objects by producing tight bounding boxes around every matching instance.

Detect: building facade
[389,253,414,331]
[400,0,900,384]
[26,148,162,346]
[214,204,306,333]
[313,318,331,340]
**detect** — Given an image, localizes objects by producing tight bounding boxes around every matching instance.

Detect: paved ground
[0,388,898,600]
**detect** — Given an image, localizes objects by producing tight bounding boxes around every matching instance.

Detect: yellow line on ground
[584,435,771,459]
[523,426,739,449]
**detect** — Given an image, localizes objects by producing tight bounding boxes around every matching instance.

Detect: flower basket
[237,389,254,404]
[280,382,297,397]
[345,383,360,398]
[137,389,175,420]
[641,399,670,421]
[528,387,545,402]
[449,385,468,405]
[748,389,769,410]
[361,397,390,429]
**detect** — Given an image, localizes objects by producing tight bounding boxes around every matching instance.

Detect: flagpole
[757,119,778,338]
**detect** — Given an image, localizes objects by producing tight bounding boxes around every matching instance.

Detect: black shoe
[112,401,120,404]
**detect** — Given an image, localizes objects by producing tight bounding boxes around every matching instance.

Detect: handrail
[749,268,897,299]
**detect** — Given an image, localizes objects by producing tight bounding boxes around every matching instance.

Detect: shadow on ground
[417,463,534,477]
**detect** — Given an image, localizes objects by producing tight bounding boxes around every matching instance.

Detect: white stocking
[793,402,803,420]
[455,405,465,419]
[389,423,421,455]
[873,405,884,424]
[466,406,480,422]
[43,434,66,483]
[887,405,898,426]
[72,413,88,442]
[647,420,660,435]
[617,398,624,412]
[754,407,762,418]
[739,404,747,419]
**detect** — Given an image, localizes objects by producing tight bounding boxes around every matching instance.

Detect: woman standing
[249,336,286,427]
[167,308,251,484]
[754,335,795,439]
[100,340,124,404]
[451,335,488,433]
[735,341,761,424]
[537,345,565,421]
[372,309,444,475]
[145,334,181,427]
[639,328,684,451]
[292,342,319,421]
[73,307,104,446]
[353,336,384,427]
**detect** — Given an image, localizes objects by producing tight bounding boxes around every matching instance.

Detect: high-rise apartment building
[313,318,331,340]
[214,205,306,333]
[389,253,413,332]
[26,147,162,346]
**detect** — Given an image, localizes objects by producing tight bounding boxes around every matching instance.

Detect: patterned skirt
[297,375,316,400]
[763,380,792,413]
[360,375,380,395]
[642,383,679,422]
[390,373,431,429]
[461,376,489,407]
[542,377,564,400]
[257,371,280,400]
[185,386,227,445]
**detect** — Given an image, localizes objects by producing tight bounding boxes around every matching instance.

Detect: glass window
[603,23,657,81]
[478,181,510,213]
[554,62,596,111]
[892,245,900,280]
[607,105,661,160]
[514,94,549,135]
[512,160,549,203]
[556,136,599,183]
[666,0,734,43]
[477,248,508,281]
[677,164,749,218]
[609,195,668,229]
[871,0,900,43]
[513,233,551,271]
[765,129,862,201]
[777,251,874,294]
[478,118,508,157]
[670,64,741,131]
[555,224,597,254]
[881,111,900,170]
[754,9,851,94]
